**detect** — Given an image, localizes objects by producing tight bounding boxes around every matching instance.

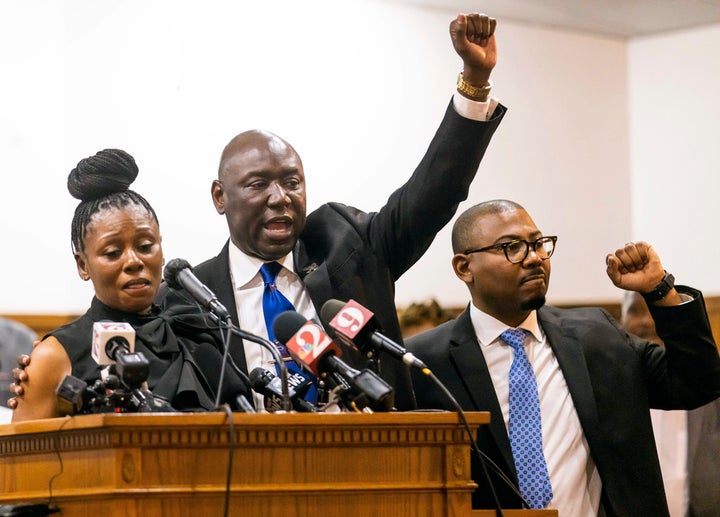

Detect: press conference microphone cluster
[56,322,174,414]
[163,258,231,323]
[320,299,427,370]
[272,311,394,412]
[163,258,292,411]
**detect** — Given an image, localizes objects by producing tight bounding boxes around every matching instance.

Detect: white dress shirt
[227,241,319,410]
[469,304,602,517]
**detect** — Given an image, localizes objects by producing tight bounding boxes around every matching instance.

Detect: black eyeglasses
[464,236,557,264]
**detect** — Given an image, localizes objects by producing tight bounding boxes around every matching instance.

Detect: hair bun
[67,149,139,202]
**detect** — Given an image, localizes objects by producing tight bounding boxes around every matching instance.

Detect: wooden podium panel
[0,411,556,517]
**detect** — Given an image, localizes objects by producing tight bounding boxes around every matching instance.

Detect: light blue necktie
[260,262,317,404]
[501,328,553,509]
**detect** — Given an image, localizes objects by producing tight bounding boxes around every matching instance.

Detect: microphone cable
[43,416,71,515]
[160,291,244,517]
[418,366,532,516]
[5,416,73,516]
[225,324,292,412]
[219,403,234,517]
[214,315,234,409]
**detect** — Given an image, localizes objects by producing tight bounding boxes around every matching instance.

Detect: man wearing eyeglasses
[406,199,720,516]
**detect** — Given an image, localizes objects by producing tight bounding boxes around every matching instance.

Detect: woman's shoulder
[12,336,72,422]
[31,335,71,363]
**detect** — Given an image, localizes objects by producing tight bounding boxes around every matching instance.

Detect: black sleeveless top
[50,297,247,411]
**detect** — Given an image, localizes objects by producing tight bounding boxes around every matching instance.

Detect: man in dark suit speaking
[406,199,720,515]
[163,13,506,411]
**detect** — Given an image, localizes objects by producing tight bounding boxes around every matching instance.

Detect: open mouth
[264,217,292,236]
[124,278,151,290]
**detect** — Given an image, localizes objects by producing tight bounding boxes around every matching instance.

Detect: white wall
[629,25,720,298]
[1,0,632,313]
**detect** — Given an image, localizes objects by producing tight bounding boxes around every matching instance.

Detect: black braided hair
[68,149,159,253]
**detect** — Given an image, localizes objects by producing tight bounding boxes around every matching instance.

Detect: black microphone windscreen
[105,336,131,361]
[163,258,192,289]
[320,299,345,327]
[248,366,270,389]
[272,311,307,345]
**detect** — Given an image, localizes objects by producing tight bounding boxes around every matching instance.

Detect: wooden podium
[0,411,556,517]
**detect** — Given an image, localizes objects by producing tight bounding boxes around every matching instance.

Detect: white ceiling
[387,0,720,38]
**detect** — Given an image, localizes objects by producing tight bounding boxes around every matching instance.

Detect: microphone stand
[225,323,292,412]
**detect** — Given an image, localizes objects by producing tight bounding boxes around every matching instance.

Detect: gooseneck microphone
[163,258,231,323]
[163,258,292,411]
[320,299,427,369]
[272,311,395,412]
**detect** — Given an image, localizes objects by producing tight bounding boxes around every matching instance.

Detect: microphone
[320,299,427,369]
[92,321,135,364]
[91,322,149,390]
[249,367,317,413]
[272,311,394,412]
[163,258,231,323]
[56,375,90,415]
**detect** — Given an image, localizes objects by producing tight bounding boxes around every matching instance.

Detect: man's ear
[211,180,226,215]
[74,252,90,281]
[452,253,472,283]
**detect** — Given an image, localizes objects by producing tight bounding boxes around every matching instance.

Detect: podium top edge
[1,410,491,436]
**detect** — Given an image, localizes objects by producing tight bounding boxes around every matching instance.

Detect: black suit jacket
[161,100,506,410]
[407,288,720,515]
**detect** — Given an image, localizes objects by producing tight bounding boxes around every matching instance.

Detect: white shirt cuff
[452,92,499,121]
[678,292,693,304]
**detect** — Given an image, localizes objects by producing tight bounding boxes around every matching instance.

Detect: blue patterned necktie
[501,328,553,509]
[259,262,317,404]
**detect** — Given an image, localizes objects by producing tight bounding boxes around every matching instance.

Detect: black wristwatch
[641,271,675,303]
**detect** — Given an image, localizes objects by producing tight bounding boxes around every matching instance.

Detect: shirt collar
[227,240,296,289]
[469,303,543,346]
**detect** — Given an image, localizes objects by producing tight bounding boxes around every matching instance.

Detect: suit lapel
[201,241,248,376]
[447,309,517,478]
[202,241,240,326]
[294,239,333,317]
[538,307,601,448]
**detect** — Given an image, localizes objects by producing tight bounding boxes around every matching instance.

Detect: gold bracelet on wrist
[456,73,492,102]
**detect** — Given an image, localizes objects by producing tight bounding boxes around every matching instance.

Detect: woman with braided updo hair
[12,149,247,421]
